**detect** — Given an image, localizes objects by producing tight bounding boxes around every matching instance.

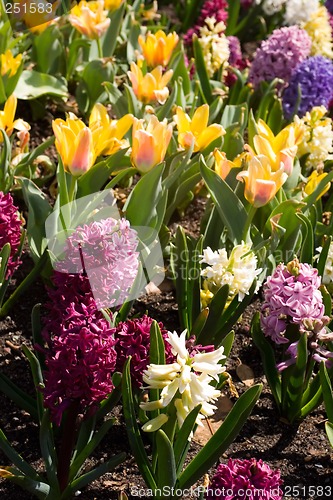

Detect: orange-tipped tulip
[213,150,240,180]
[304,170,331,200]
[127,62,173,105]
[131,116,173,173]
[89,103,133,157]
[236,153,288,207]
[52,115,95,176]
[174,104,225,152]
[69,0,110,39]
[138,30,179,67]
[0,95,30,141]
[0,50,22,78]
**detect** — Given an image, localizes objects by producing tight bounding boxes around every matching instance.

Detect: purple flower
[282,56,333,119]
[42,272,117,426]
[113,315,175,387]
[326,0,333,15]
[206,458,283,499]
[56,217,139,309]
[0,191,22,278]
[183,0,228,45]
[249,26,311,88]
[261,260,326,344]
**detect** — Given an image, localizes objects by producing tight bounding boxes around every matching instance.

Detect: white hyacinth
[284,0,319,25]
[198,17,230,78]
[261,0,286,16]
[200,242,261,301]
[140,330,225,436]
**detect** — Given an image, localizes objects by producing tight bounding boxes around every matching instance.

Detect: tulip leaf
[200,159,247,243]
[156,430,177,493]
[192,35,213,104]
[102,2,126,57]
[32,25,66,75]
[320,362,333,423]
[251,313,281,406]
[177,384,262,490]
[15,70,68,99]
[296,213,313,264]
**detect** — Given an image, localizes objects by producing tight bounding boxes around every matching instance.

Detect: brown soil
[0,199,332,500]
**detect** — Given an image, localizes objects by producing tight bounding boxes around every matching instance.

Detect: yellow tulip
[52,115,96,176]
[104,0,123,11]
[89,103,133,157]
[69,0,110,39]
[138,30,179,67]
[174,104,225,152]
[0,50,22,78]
[18,0,60,33]
[127,62,173,105]
[213,149,240,180]
[0,95,30,141]
[131,116,173,173]
[253,119,302,175]
[236,153,288,207]
[304,170,331,200]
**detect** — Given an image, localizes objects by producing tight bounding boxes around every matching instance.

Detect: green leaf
[127,21,141,63]
[251,313,281,406]
[296,213,313,264]
[317,236,332,276]
[169,227,191,331]
[0,243,10,285]
[220,330,235,358]
[0,469,49,499]
[102,2,126,57]
[300,373,322,419]
[122,358,157,490]
[200,159,247,243]
[304,170,333,208]
[192,35,212,104]
[325,422,333,448]
[0,127,12,192]
[320,363,333,423]
[197,285,230,345]
[21,346,44,424]
[0,428,41,480]
[39,410,60,492]
[15,70,68,99]
[150,321,166,366]
[32,25,66,75]
[225,0,241,35]
[178,384,262,490]
[156,430,177,495]
[0,374,38,420]
[174,406,201,474]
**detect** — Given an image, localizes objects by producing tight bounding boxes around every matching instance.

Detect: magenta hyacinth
[184,0,228,45]
[0,191,22,278]
[113,315,175,387]
[249,26,311,88]
[56,217,139,309]
[206,458,283,499]
[261,260,326,344]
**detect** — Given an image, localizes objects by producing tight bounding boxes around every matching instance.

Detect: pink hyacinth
[206,458,283,499]
[56,217,139,309]
[113,315,175,387]
[184,0,228,45]
[0,191,22,278]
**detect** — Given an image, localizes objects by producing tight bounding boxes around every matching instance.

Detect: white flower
[198,18,230,78]
[200,242,261,301]
[140,331,226,435]
[261,0,286,16]
[284,0,319,25]
[302,6,333,59]
[319,242,333,285]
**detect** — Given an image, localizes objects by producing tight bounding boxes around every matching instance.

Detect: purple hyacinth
[113,315,175,387]
[326,0,333,15]
[249,26,311,89]
[282,56,333,119]
[0,191,22,278]
[42,272,117,426]
[183,0,228,45]
[206,458,283,499]
[261,260,326,344]
[55,217,139,309]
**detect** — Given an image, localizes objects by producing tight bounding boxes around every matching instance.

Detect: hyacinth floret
[183,0,228,45]
[284,0,320,26]
[249,26,311,88]
[282,56,333,119]
[113,315,175,387]
[205,458,283,499]
[261,0,286,17]
[0,191,22,279]
[326,0,333,15]
[56,217,139,309]
[302,6,333,59]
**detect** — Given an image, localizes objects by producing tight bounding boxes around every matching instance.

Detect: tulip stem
[68,175,77,202]
[242,205,257,243]
[96,37,103,59]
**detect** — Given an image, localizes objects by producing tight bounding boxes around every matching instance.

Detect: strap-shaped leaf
[200,159,247,244]
[300,372,322,419]
[296,213,313,264]
[196,285,230,345]
[192,35,212,104]
[156,430,177,493]
[317,236,332,276]
[178,384,262,490]
[174,406,201,475]
[39,410,60,492]
[0,428,41,480]
[320,362,333,423]
[22,345,44,424]
[170,226,191,331]
[0,373,38,420]
[102,1,126,57]
[325,422,333,448]
[0,469,49,499]
[251,313,281,406]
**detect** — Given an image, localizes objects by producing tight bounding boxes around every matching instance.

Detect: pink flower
[0,191,22,278]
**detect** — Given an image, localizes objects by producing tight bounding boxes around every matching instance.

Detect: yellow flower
[304,170,331,200]
[140,1,161,21]
[131,115,173,173]
[213,149,240,180]
[52,114,96,176]
[127,62,173,104]
[302,6,333,59]
[0,95,30,141]
[236,153,288,207]
[19,0,60,33]
[174,104,225,152]
[69,0,110,39]
[89,103,133,157]
[138,30,179,67]
[252,119,302,175]
[0,50,22,78]
[104,0,123,12]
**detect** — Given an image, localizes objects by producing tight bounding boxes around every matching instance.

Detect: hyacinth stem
[242,205,257,243]
[57,401,80,492]
[0,250,48,318]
